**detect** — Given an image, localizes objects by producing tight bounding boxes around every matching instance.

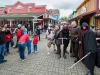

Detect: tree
[68,14,73,20]
[60,17,68,21]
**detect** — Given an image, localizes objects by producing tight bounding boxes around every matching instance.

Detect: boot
[54,49,56,51]
[86,71,94,75]
[70,53,76,57]
[63,54,66,59]
[55,52,58,54]
[74,58,78,63]
[57,55,61,59]
[66,50,69,54]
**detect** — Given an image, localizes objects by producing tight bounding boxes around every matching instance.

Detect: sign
[81,6,86,14]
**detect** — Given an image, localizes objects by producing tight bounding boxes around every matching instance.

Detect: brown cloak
[70,26,83,59]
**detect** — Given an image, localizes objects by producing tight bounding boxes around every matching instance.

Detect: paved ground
[0,33,100,75]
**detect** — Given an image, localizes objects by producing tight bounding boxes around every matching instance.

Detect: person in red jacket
[18,34,29,61]
[5,28,11,54]
[14,24,22,49]
[33,33,38,53]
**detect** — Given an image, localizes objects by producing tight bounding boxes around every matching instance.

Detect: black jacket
[0,31,6,45]
[81,22,97,71]
[61,28,69,45]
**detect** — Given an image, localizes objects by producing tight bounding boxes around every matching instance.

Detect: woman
[54,25,62,59]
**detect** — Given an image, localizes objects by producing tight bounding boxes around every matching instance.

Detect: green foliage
[60,17,68,21]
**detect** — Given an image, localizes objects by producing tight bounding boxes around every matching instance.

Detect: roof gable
[6,1,24,7]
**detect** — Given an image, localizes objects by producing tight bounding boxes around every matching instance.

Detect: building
[0,1,56,31]
[70,0,100,28]
[48,9,60,24]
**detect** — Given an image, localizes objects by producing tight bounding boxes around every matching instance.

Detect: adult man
[14,24,22,48]
[95,27,100,68]
[70,21,83,63]
[61,25,69,59]
[36,27,40,41]
[0,26,7,63]
[81,22,97,75]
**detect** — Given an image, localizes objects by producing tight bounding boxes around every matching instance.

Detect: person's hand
[79,41,81,44]
[96,38,100,40]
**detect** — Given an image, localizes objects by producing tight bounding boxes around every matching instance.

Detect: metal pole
[33,19,34,32]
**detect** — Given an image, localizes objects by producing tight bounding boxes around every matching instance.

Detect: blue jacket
[27,39,32,47]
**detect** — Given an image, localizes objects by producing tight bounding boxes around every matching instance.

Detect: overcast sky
[0,0,84,17]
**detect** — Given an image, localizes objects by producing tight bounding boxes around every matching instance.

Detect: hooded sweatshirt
[18,34,29,43]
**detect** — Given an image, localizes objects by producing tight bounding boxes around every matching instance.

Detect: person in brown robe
[70,21,83,63]
[54,25,62,59]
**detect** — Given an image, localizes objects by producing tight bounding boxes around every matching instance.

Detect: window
[16,5,24,9]
[28,6,32,12]
[8,8,11,13]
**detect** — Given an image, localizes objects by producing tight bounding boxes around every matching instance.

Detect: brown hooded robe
[70,26,83,59]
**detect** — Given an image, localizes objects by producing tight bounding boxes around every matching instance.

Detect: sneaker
[7,52,10,54]
[13,46,17,48]
[0,60,7,63]
[24,56,26,59]
[21,60,25,61]
[4,53,8,56]
[47,52,50,54]
[35,51,37,53]
[17,50,19,52]
[31,51,34,53]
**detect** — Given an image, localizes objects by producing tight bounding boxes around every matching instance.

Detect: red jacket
[33,36,38,44]
[5,34,11,42]
[19,34,29,43]
[16,28,22,39]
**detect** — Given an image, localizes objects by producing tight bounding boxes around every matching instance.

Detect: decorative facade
[0,1,56,31]
[70,0,100,28]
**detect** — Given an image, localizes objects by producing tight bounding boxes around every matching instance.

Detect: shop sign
[81,6,86,14]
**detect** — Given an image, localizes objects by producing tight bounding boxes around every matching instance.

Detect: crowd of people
[46,21,100,75]
[0,22,41,62]
[0,21,100,75]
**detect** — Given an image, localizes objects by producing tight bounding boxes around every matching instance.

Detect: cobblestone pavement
[0,33,100,75]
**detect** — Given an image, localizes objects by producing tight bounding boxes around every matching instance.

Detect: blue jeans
[15,38,20,48]
[18,43,26,60]
[5,42,10,53]
[0,44,5,62]
[27,45,31,54]
[11,39,14,47]
[34,45,37,52]
[28,31,31,36]
[38,35,40,41]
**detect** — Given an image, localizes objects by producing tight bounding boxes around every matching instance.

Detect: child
[33,33,38,53]
[47,29,55,54]
[18,34,29,61]
[5,28,11,55]
[27,37,32,55]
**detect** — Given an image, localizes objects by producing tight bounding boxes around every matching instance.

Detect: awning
[94,14,100,17]
[0,13,44,19]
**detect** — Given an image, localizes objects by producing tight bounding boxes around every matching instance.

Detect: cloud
[53,0,84,10]
[0,0,84,17]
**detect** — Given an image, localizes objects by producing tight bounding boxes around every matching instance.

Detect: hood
[24,34,29,38]
[81,22,89,29]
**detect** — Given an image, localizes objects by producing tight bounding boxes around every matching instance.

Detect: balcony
[44,13,56,20]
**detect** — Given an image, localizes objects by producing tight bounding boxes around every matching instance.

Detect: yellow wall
[77,0,96,16]
[98,18,100,27]
[89,16,93,26]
